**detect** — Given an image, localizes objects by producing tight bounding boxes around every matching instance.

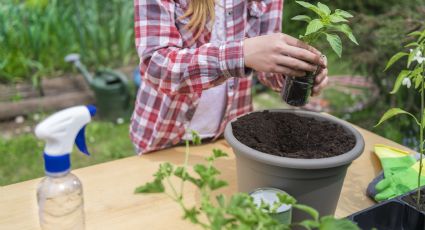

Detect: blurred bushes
[0,0,135,84]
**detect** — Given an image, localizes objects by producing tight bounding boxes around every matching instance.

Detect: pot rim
[224,109,365,169]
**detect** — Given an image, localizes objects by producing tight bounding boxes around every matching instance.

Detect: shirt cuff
[218,40,248,78]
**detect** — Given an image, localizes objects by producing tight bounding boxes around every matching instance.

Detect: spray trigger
[75,126,90,156]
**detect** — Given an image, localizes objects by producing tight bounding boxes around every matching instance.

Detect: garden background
[1,0,424,185]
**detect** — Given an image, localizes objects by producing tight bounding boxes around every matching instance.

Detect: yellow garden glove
[374,144,416,177]
[375,160,425,201]
[373,144,425,201]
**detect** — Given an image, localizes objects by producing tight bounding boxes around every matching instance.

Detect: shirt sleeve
[255,0,285,92]
[134,0,247,96]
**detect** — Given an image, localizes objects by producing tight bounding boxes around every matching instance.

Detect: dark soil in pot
[402,188,425,212]
[232,110,356,159]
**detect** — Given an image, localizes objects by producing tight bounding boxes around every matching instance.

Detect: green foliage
[0,0,135,84]
[292,1,358,57]
[377,28,425,204]
[376,108,420,127]
[135,131,359,229]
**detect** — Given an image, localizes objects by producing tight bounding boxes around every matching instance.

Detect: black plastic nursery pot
[348,194,425,229]
[224,109,365,222]
[281,71,316,106]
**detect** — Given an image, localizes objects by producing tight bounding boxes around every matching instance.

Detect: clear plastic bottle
[35,105,96,230]
[37,171,85,230]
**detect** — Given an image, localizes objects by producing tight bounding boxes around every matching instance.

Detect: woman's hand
[243,33,326,77]
[312,56,328,96]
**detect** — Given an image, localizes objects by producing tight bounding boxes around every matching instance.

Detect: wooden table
[0,126,412,230]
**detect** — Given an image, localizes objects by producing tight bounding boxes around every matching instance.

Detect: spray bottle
[35,105,96,230]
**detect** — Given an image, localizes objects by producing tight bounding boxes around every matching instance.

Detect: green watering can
[65,54,132,121]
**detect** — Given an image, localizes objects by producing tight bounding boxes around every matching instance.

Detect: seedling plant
[292,1,358,58]
[376,28,425,205]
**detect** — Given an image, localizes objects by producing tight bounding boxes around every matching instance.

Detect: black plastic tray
[347,190,425,230]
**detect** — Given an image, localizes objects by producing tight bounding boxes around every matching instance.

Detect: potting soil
[232,111,356,159]
[402,189,425,212]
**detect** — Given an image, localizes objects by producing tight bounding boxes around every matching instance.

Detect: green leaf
[325,33,342,58]
[334,24,358,45]
[299,219,320,230]
[209,179,228,190]
[306,19,324,35]
[407,49,417,68]
[405,42,418,48]
[191,130,201,145]
[158,162,174,177]
[174,166,189,180]
[183,207,200,224]
[329,14,348,23]
[194,164,209,179]
[408,31,422,37]
[317,2,330,15]
[276,193,297,205]
[293,204,319,221]
[390,70,410,94]
[296,1,324,17]
[335,9,353,18]
[216,194,226,208]
[319,216,360,230]
[375,108,420,127]
[134,179,165,193]
[415,74,422,89]
[320,216,360,230]
[292,15,312,22]
[384,52,408,71]
[213,149,228,159]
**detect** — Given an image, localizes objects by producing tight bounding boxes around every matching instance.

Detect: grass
[0,120,134,186]
[0,0,135,84]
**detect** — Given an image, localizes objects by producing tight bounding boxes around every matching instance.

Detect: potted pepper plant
[348,28,425,229]
[281,1,358,106]
[225,1,362,221]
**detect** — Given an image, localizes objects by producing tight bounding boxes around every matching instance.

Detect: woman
[131,0,328,154]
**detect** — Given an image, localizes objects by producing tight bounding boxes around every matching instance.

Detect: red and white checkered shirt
[131,0,285,154]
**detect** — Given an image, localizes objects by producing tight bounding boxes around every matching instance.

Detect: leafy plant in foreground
[135,131,359,229]
[376,28,425,205]
[292,1,358,57]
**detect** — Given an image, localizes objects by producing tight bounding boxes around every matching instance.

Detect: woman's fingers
[281,35,326,67]
[312,73,329,96]
[270,65,306,77]
[314,67,328,84]
[283,35,320,55]
[281,44,324,67]
[274,55,317,72]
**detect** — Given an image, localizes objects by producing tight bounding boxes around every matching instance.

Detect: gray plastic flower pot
[224,109,365,221]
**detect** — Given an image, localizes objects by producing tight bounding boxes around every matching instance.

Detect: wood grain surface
[0,126,412,229]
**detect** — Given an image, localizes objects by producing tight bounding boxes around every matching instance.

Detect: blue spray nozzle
[35,105,96,174]
[86,105,97,117]
[75,126,90,156]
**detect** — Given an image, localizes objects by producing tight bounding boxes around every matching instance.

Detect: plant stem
[180,140,190,196]
[166,176,179,200]
[418,64,424,205]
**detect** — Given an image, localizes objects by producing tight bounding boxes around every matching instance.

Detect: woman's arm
[134,0,246,96]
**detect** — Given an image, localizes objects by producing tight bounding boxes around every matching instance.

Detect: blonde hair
[179,0,216,41]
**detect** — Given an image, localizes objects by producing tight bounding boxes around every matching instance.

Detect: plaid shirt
[131,0,285,154]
